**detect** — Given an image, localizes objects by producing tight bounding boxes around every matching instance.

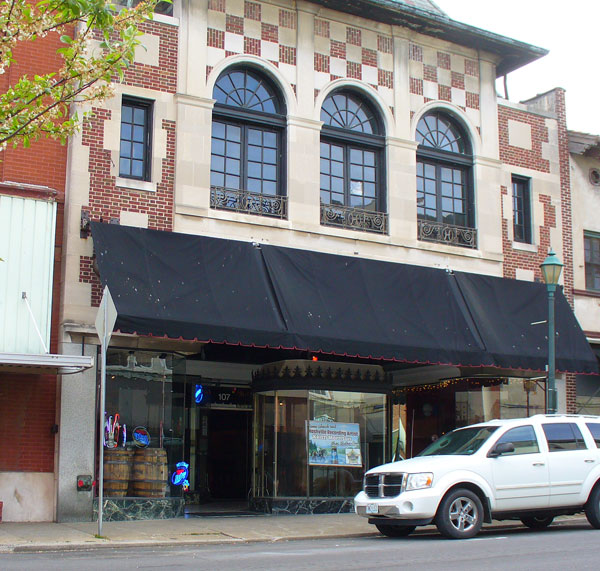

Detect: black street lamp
[540,249,563,414]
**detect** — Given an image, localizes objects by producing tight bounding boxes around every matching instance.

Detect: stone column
[56,341,97,522]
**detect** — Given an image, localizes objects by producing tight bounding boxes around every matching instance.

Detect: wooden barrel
[103,449,134,497]
[131,448,168,497]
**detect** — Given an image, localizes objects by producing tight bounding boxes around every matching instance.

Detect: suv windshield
[417,426,499,456]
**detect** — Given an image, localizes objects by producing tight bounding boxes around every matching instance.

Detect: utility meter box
[76,475,93,492]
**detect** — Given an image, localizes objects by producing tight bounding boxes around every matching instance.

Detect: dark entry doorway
[207,409,252,499]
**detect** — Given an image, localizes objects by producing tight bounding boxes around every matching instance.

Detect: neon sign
[132,426,150,447]
[104,412,123,448]
[195,384,204,404]
[171,461,190,491]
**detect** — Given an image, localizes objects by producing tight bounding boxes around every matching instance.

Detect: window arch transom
[416,112,469,154]
[213,69,282,114]
[321,92,380,134]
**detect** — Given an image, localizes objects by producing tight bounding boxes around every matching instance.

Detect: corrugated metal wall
[0,195,57,354]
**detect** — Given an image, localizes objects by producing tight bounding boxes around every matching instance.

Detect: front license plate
[366,503,379,514]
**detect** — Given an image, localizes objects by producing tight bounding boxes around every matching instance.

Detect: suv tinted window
[543,422,587,451]
[496,425,539,455]
[418,426,498,456]
[586,423,600,447]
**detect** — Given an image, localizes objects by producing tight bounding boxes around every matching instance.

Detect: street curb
[3,516,589,554]
[8,532,379,553]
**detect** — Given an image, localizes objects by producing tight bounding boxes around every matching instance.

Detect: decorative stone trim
[92,497,185,521]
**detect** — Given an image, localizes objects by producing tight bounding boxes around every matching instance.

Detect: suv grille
[364,473,405,498]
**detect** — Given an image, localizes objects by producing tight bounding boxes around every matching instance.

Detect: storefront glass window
[255,393,275,497]
[276,391,308,496]
[254,390,387,498]
[104,350,186,498]
[455,379,545,425]
[576,374,600,414]
[397,378,546,457]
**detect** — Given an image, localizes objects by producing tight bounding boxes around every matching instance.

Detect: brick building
[0,32,92,521]
[53,0,596,521]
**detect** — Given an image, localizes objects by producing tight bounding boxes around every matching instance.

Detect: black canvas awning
[91,222,598,374]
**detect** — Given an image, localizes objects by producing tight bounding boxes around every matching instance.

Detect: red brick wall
[498,104,550,173]
[0,375,56,472]
[0,31,68,356]
[499,102,560,288]
[553,89,577,412]
[0,29,69,475]
[120,20,178,94]
[554,89,574,306]
[500,103,554,282]
[501,187,555,281]
[80,255,103,308]
[81,111,175,231]
[81,20,178,307]
[0,30,70,196]
[499,93,578,412]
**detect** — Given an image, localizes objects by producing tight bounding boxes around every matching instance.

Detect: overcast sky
[433,0,600,135]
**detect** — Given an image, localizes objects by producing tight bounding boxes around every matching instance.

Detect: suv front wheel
[435,488,483,539]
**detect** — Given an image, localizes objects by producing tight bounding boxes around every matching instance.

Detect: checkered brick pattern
[408,42,480,126]
[207,2,395,107]
[313,17,394,107]
[207,0,298,92]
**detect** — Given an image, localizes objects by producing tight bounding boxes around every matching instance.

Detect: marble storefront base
[250,497,354,515]
[93,497,185,521]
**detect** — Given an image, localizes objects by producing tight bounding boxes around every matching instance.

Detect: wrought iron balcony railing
[320,204,388,234]
[210,186,288,219]
[417,219,477,248]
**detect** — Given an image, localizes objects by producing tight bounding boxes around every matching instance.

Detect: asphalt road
[2,520,600,570]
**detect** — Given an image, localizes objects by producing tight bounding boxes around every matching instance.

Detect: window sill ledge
[116,177,156,193]
[574,289,600,299]
[511,241,537,253]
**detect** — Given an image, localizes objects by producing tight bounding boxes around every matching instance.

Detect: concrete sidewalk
[0,513,376,553]
[0,513,587,554]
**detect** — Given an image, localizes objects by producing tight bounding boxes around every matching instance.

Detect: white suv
[355,414,600,539]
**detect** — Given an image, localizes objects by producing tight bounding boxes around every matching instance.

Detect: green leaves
[0,0,161,151]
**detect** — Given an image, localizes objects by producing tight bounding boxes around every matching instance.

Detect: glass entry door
[207,409,252,499]
[186,383,253,503]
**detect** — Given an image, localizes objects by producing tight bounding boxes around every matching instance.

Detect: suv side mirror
[488,442,515,458]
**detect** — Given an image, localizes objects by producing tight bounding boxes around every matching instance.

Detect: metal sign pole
[98,301,107,537]
[95,286,117,538]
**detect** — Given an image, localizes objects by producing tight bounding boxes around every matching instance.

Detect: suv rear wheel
[520,515,554,529]
[585,484,600,529]
[375,524,416,538]
[435,488,483,539]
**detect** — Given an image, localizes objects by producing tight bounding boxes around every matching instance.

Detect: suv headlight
[405,472,433,491]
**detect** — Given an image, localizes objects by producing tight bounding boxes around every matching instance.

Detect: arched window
[210,68,287,218]
[320,90,386,234]
[416,111,475,248]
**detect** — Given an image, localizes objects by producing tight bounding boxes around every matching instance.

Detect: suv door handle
[585,459,595,463]
[532,462,545,466]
